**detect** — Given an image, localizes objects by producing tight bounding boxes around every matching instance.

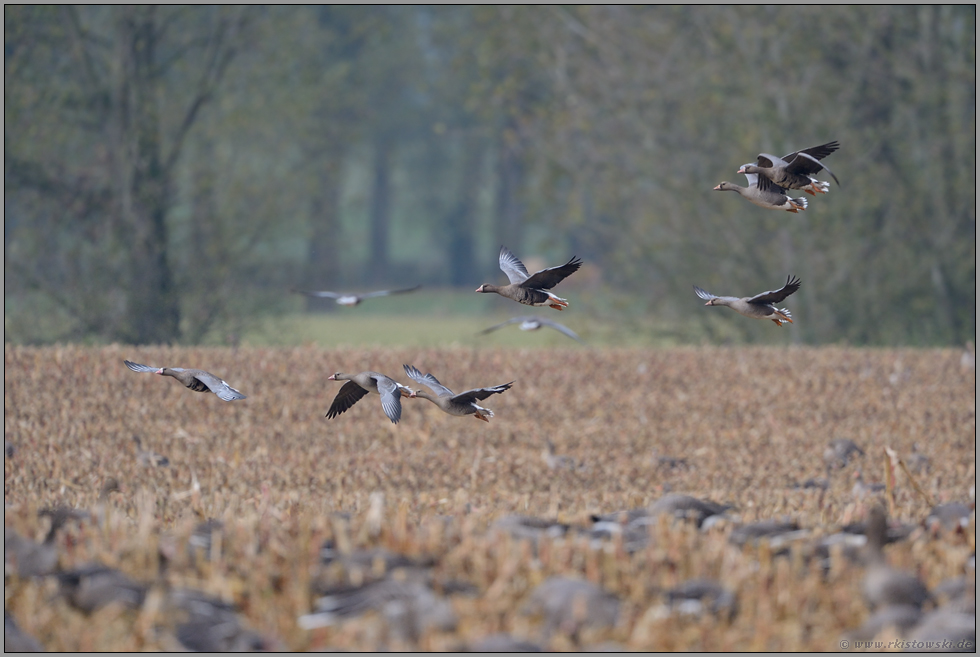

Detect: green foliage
[4,6,975,346]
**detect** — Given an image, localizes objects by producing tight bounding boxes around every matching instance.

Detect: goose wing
[124,360,160,373]
[693,286,719,302]
[784,140,839,162]
[498,246,530,284]
[295,290,343,299]
[357,285,422,299]
[479,317,526,334]
[190,370,247,402]
[536,318,584,343]
[402,365,454,398]
[451,381,514,404]
[372,375,403,424]
[748,276,802,305]
[786,151,840,185]
[522,255,583,290]
[326,380,370,419]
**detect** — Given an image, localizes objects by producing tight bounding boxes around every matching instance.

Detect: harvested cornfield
[4,345,976,651]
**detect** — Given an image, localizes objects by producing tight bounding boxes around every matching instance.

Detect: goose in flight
[294,285,420,307]
[476,246,581,310]
[694,276,801,326]
[325,371,413,425]
[479,315,584,343]
[124,360,246,401]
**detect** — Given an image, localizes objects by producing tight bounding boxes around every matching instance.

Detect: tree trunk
[306,160,344,312]
[113,7,180,344]
[446,133,484,286]
[494,119,524,260]
[368,133,393,284]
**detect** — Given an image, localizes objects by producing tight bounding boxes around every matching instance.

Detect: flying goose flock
[6,142,975,651]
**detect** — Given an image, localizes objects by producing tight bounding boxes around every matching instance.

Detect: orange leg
[549,304,564,311]
[772,319,783,327]
[805,188,816,196]
[474,414,489,422]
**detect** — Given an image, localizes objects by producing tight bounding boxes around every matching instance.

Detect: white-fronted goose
[298,576,457,639]
[124,360,246,401]
[133,436,169,467]
[541,440,582,471]
[169,588,270,652]
[714,170,808,212]
[468,634,543,652]
[824,438,866,469]
[649,493,732,528]
[402,364,513,422]
[666,579,738,620]
[4,508,71,578]
[522,577,620,643]
[56,564,147,613]
[863,506,932,610]
[738,141,840,195]
[480,315,584,343]
[325,371,412,425]
[294,285,420,307]
[694,275,801,326]
[852,469,886,499]
[844,604,923,642]
[476,246,582,310]
[4,610,44,652]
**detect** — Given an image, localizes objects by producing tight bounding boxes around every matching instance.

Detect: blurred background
[4,6,975,347]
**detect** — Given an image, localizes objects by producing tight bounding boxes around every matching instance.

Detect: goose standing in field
[480,315,584,344]
[824,438,866,470]
[738,141,840,196]
[4,508,72,578]
[694,275,801,326]
[56,564,148,613]
[294,285,421,307]
[714,169,808,212]
[862,505,932,610]
[325,372,412,425]
[132,436,169,468]
[476,246,582,310]
[124,360,246,401]
[522,577,620,644]
[402,364,513,422]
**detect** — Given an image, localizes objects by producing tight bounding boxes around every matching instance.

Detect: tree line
[4,6,975,345]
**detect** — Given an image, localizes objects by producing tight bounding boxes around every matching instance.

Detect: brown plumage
[714,172,808,212]
[4,508,72,578]
[402,364,513,422]
[124,360,246,401]
[476,246,582,310]
[325,372,412,425]
[738,141,840,195]
[863,505,932,610]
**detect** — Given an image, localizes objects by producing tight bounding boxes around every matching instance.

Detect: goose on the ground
[325,371,412,425]
[476,246,582,310]
[863,505,932,610]
[133,435,169,467]
[124,360,246,401]
[694,276,801,326]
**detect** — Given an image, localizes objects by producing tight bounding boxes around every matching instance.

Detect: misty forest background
[4,6,975,347]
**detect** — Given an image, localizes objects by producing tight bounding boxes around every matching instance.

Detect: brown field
[4,344,976,651]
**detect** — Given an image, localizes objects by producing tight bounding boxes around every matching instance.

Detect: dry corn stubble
[4,344,976,650]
